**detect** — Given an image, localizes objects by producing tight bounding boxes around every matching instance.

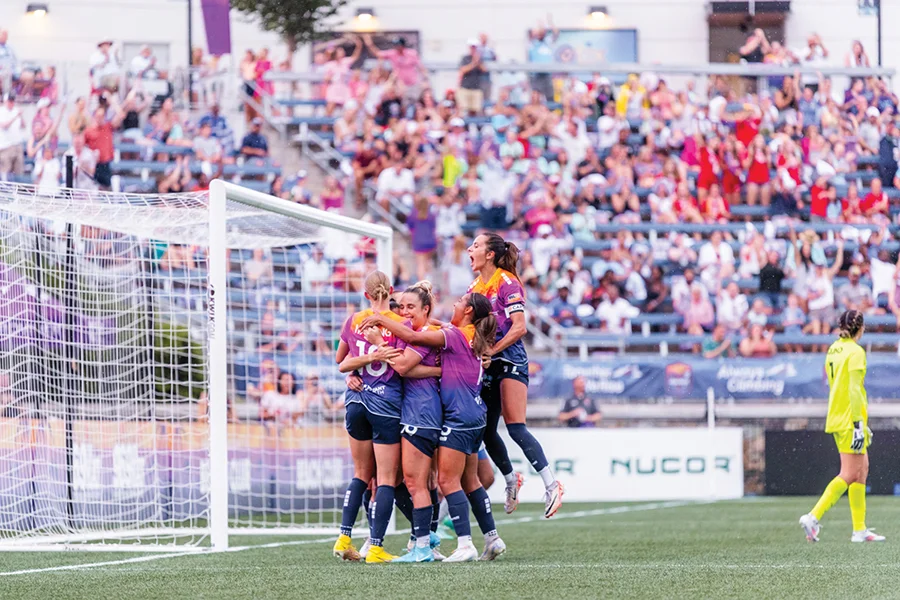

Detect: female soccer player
[468,233,564,518]
[361,293,507,562]
[799,310,885,543]
[368,281,444,563]
[332,271,405,563]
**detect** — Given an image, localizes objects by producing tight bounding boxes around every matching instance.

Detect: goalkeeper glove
[850,421,866,452]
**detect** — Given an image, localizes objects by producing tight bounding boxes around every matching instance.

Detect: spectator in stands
[194,121,223,165]
[681,282,715,335]
[156,155,191,194]
[240,118,269,161]
[476,33,496,102]
[323,36,363,117]
[244,248,273,288]
[698,231,734,292]
[479,154,517,229]
[739,28,771,65]
[837,265,874,313]
[546,283,579,328]
[286,170,313,204]
[739,324,777,358]
[129,45,158,80]
[0,30,17,81]
[33,145,61,196]
[375,159,415,210]
[805,240,844,346]
[363,35,427,104]
[260,371,303,424]
[759,250,786,308]
[198,103,235,155]
[84,97,125,190]
[643,266,670,314]
[596,284,639,334]
[887,257,900,328]
[298,372,337,424]
[68,97,90,136]
[845,40,871,68]
[65,133,97,191]
[747,298,770,327]
[319,176,344,213]
[248,360,278,404]
[0,94,25,180]
[858,107,882,155]
[254,47,274,102]
[458,39,487,116]
[558,376,601,428]
[861,177,889,219]
[89,40,122,94]
[717,281,749,335]
[878,121,900,187]
[527,15,558,101]
[302,247,331,292]
[738,230,768,279]
[408,195,437,280]
[702,325,734,359]
[240,49,258,123]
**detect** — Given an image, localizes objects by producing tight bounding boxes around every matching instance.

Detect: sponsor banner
[238,355,900,404]
[487,427,744,503]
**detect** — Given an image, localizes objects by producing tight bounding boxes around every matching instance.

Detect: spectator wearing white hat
[89,40,122,94]
[858,106,882,155]
[130,45,158,80]
[458,39,487,116]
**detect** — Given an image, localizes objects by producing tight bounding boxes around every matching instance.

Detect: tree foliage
[231,0,349,51]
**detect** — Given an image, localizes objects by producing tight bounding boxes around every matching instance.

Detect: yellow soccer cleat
[365,545,398,563]
[332,534,361,561]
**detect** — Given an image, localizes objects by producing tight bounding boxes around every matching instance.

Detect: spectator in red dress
[696,134,721,207]
[808,176,836,221]
[720,136,744,208]
[841,182,865,223]
[700,182,730,223]
[673,180,702,223]
[743,134,771,206]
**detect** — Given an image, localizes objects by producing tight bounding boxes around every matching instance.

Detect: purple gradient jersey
[440,324,486,431]
[339,309,408,418]
[468,268,527,365]
[399,325,442,430]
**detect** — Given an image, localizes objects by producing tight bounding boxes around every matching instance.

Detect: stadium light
[356,7,376,21]
[26,3,49,16]
[588,5,608,19]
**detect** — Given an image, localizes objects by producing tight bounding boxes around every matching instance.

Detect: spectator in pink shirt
[363,34,427,104]
[681,282,715,335]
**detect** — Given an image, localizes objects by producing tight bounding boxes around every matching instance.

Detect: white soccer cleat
[444,544,478,563]
[432,547,446,561]
[479,536,506,561]
[359,537,372,559]
[799,514,820,542]
[544,481,564,519]
[504,473,525,514]
[851,529,885,543]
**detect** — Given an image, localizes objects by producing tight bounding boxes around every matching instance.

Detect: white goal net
[0,180,392,551]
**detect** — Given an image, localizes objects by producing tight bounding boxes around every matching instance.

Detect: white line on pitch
[0,500,707,577]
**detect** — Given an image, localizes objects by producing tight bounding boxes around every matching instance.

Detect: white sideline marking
[0,500,705,577]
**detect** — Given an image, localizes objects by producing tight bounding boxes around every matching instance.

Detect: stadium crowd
[2,23,900,367]
[283,22,900,358]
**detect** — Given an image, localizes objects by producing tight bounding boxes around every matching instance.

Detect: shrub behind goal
[0,180,392,551]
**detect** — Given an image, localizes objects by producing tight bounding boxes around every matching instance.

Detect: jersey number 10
[356,341,389,377]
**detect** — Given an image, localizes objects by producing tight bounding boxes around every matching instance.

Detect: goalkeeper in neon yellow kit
[799,310,885,543]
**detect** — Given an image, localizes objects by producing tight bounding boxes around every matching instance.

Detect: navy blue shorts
[439,426,485,455]
[401,425,440,458]
[483,360,529,389]
[345,403,401,445]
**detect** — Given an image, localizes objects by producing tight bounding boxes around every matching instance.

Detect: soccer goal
[0,180,392,552]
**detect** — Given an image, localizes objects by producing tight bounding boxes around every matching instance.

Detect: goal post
[0,180,393,552]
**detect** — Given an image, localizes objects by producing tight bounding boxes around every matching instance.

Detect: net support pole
[208,179,229,551]
[706,387,717,501]
[62,157,77,531]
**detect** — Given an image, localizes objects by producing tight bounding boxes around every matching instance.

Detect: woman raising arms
[468,233,564,518]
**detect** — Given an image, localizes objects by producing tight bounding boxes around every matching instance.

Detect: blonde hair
[403,280,435,318]
[364,270,391,302]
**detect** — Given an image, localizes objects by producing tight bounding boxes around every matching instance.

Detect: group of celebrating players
[331,233,564,563]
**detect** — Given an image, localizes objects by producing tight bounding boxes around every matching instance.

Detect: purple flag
[201,0,232,57]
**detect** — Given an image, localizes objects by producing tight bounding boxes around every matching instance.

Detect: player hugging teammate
[331,234,561,563]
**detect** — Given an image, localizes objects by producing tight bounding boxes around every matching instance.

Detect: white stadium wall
[2,0,898,96]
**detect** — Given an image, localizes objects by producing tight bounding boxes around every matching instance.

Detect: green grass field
[2,497,900,599]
